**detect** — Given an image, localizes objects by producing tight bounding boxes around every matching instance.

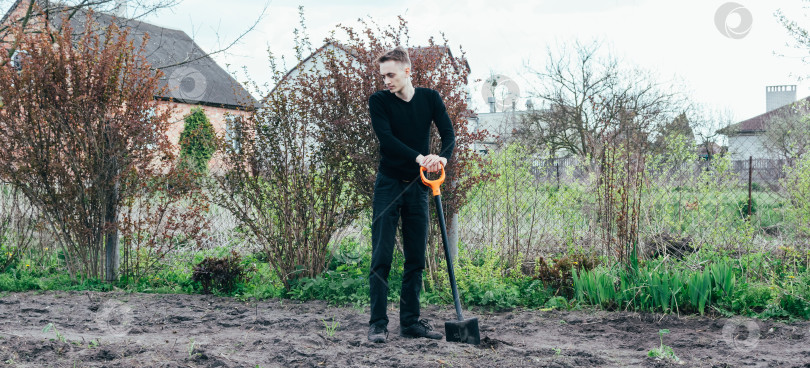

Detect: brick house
[1,0,257,170]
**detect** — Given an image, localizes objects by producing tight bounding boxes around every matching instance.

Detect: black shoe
[368,324,388,343]
[400,319,443,340]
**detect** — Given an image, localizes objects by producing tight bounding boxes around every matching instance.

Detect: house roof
[268,42,347,97]
[718,95,810,136]
[3,1,257,110]
[268,42,470,97]
[0,0,20,25]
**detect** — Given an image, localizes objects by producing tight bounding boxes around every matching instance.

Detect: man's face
[379,60,410,94]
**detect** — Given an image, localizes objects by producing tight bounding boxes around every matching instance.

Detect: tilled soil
[1,290,809,367]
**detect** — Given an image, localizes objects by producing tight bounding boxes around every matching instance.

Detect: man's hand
[416,154,447,173]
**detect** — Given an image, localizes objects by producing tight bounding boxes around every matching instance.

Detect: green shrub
[327,235,369,270]
[0,271,39,291]
[543,296,570,310]
[572,266,618,309]
[783,153,810,237]
[779,293,810,319]
[454,247,521,310]
[289,268,369,306]
[737,282,773,314]
[710,260,736,304]
[737,196,757,218]
[178,107,217,175]
[516,278,553,308]
[288,240,385,307]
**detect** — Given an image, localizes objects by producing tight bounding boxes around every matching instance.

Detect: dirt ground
[1,290,809,367]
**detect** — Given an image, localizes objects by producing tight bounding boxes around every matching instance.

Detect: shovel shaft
[433,195,464,321]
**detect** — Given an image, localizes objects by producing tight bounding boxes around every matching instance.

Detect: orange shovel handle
[419,165,445,196]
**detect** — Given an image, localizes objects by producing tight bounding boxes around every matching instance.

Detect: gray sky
[139,0,809,122]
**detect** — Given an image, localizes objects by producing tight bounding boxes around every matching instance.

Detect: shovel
[420,165,480,345]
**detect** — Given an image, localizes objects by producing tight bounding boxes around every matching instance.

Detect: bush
[779,293,810,319]
[737,282,773,314]
[0,14,173,280]
[178,107,217,175]
[289,267,369,306]
[530,253,599,298]
[543,296,570,310]
[454,248,522,310]
[737,196,757,218]
[191,250,246,294]
[783,154,810,237]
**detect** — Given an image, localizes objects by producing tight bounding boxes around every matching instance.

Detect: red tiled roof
[719,95,810,136]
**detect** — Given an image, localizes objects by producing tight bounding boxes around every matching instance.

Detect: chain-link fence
[458,114,810,266]
[3,101,809,280]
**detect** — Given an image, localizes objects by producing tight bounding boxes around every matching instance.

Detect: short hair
[376,46,411,68]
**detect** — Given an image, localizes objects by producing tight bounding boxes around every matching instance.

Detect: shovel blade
[445,317,480,345]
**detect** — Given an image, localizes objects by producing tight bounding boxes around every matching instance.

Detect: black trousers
[369,172,430,329]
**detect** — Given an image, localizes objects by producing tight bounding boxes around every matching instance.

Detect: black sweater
[369,87,456,181]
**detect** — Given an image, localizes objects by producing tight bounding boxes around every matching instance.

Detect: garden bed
[1,290,808,367]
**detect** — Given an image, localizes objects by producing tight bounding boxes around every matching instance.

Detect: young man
[367,46,456,343]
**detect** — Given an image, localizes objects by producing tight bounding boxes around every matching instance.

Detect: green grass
[571,251,810,320]
[0,245,283,298]
[2,221,810,321]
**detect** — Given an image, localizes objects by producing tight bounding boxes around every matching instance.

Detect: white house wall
[727,135,775,161]
[472,111,527,142]
[278,44,363,90]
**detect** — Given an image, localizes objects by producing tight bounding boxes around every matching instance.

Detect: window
[143,106,158,152]
[10,50,27,71]
[224,113,243,154]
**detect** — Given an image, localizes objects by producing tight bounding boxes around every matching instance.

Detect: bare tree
[518,39,686,159]
[649,112,695,156]
[0,0,268,70]
[761,100,810,161]
[690,105,735,160]
[776,1,810,68]
[1,0,174,58]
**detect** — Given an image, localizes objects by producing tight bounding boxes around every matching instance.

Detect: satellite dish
[481,74,520,112]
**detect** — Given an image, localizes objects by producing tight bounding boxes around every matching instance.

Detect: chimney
[766,85,796,112]
[113,0,127,18]
[488,97,496,113]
